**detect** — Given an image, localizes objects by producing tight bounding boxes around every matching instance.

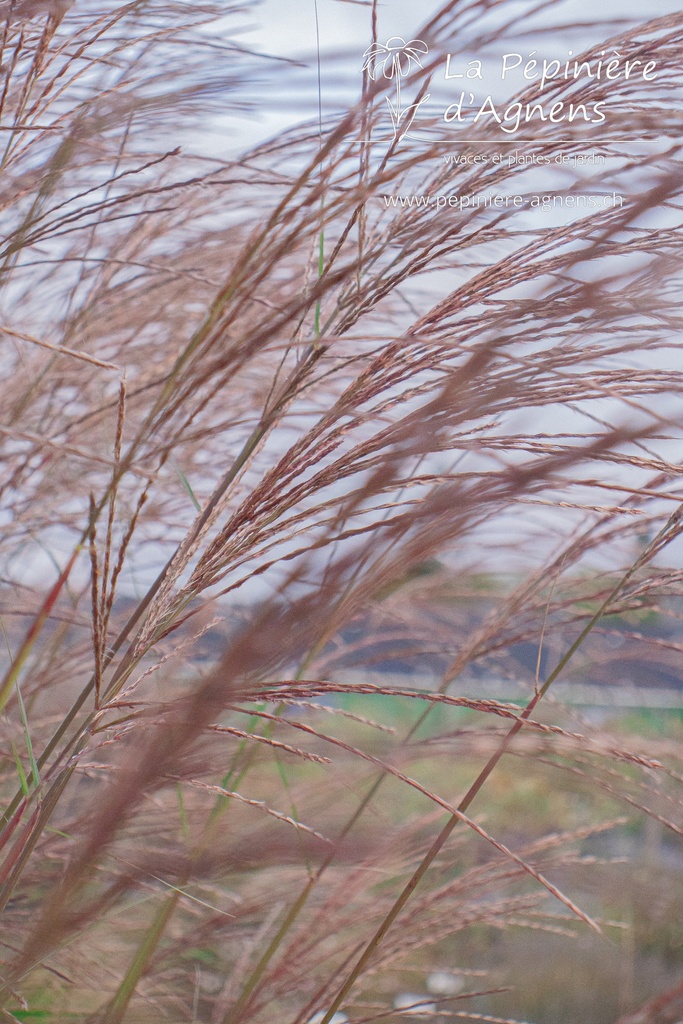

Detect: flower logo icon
[361,37,429,80]
[362,37,430,142]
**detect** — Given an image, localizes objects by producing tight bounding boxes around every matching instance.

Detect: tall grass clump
[0,1,682,1022]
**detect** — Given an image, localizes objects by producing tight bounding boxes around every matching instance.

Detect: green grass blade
[15,683,40,793]
[172,458,201,512]
[11,746,29,799]
[99,890,181,1024]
